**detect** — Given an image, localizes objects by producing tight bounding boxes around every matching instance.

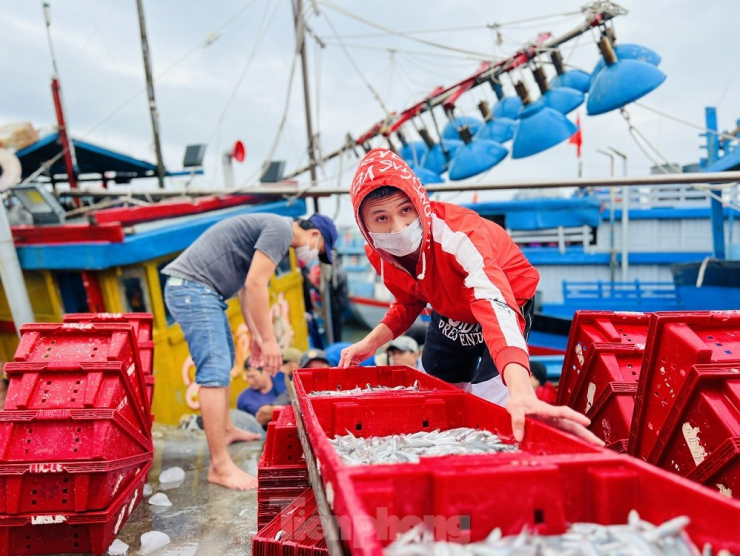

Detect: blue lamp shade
[448,140,508,181]
[586,59,666,116]
[538,86,585,115]
[442,116,484,140]
[400,141,428,165]
[492,96,523,120]
[422,139,464,174]
[511,102,577,159]
[476,117,517,143]
[408,164,444,184]
[551,69,591,93]
[591,43,662,77]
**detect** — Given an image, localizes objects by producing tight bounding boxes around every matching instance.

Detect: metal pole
[597,149,617,282]
[135,0,166,189]
[61,170,740,198]
[0,204,34,336]
[292,0,318,196]
[610,147,629,281]
[705,107,726,259]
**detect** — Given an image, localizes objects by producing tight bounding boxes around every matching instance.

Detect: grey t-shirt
[163,213,293,299]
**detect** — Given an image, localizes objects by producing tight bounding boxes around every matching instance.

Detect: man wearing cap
[163,213,337,490]
[386,335,422,370]
[300,348,331,369]
[244,347,303,426]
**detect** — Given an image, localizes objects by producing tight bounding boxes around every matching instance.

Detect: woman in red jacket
[340,148,600,445]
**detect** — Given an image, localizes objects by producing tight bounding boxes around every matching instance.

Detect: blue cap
[308,213,338,264]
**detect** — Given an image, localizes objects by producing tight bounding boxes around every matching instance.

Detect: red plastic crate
[253,489,327,556]
[329,453,740,555]
[567,344,643,415]
[0,461,150,556]
[260,411,305,467]
[630,311,740,461]
[296,390,602,512]
[63,313,153,344]
[557,311,650,406]
[607,439,629,453]
[3,361,152,439]
[0,408,153,462]
[15,323,150,427]
[138,341,154,377]
[144,375,155,408]
[688,437,740,499]
[0,452,152,514]
[293,366,458,398]
[648,364,740,478]
[585,382,637,448]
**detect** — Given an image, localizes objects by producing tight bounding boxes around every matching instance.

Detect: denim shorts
[164,276,235,388]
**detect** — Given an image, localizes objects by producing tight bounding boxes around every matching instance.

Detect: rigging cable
[207,0,283,186]
[320,0,496,60]
[82,0,260,139]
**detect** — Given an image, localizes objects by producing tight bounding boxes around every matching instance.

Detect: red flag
[569,114,582,158]
[471,191,479,204]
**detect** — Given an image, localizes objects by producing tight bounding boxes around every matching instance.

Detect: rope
[320,1,496,59]
[320,10,391,115]
[319,40,484,61]
[621,109,740,214]
[82,0,260,140]
[633,102,740,144]
[207,0,282,186]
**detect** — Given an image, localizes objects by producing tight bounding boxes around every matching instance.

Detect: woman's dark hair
[359,186,403,213]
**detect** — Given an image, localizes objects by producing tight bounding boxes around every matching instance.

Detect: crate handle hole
[422,420,429,428]
[534,508,545,524]
[355,423,362,431]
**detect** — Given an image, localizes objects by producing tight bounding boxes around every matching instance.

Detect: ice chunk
[108,539,129,555]
[140,531,170,555]
[148,493,172,507]
[159,467,185,483]
[143,484,153,497]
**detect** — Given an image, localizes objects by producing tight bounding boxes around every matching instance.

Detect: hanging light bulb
[531,64,584,115]
[476,100,517,143]
[490,80,523,120]
[586,36,666,116]
[409,164,444,184]
[417,128,463,175]
[448,124,508,181]
[396,130,428,166]
[442,116,485,141]
[549,49,590,93]
[511,80,577,159]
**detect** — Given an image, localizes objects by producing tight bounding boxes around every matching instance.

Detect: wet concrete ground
[85,425,263,556]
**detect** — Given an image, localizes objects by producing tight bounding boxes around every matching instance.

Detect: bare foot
[225,427,262,444]
[208,461,258,490]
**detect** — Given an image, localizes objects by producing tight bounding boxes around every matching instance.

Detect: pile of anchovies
[384,512,732,556]
[330,428,519,465]
[309,381,422,397]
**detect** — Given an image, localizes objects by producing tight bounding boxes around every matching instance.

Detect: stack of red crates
[629,311,740,497]
[257,406,310,530]
[290,363,740,555]
[556,311,649,452]
[0,314,154,556]
[252,488,327,555]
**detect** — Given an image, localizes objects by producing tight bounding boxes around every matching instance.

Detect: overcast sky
[3,1,740,224]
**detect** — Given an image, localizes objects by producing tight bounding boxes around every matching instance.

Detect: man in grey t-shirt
[163,212,337,490]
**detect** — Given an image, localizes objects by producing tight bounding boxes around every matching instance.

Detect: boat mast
[42,2,78,191]
[135,0,166,189]
[292,0,318,192]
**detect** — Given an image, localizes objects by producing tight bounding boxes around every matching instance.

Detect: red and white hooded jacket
[350,148,540,376]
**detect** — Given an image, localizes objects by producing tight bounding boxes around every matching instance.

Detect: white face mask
[369,217,423,257]
[295,235,319,266]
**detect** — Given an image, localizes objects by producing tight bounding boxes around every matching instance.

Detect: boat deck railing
[508,225,594,254]
[563,280,678,300]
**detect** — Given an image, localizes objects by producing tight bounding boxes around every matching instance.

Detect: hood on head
[349,148,432,260]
